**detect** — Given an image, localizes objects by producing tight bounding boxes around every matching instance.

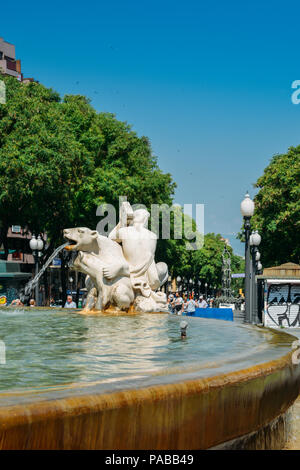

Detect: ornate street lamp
[241,192,255,323]
[29,234,44,306]
[250,230,261,324]
[257,261,262,272]
[69,276,74,295]
[205,282,208,298]
[176,276,181,293]
[250,230,261,247]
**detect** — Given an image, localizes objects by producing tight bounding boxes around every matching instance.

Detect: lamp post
[189,278,193,295]
[205,282,208,299]
[29,234,44,306]
[198,280,201,297]
[250,230,261,323]
[176,276,181,293]
[69,276,74,296]
[240,192,255,323]
[257,261,262,272]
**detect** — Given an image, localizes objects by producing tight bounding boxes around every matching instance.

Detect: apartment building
[0,37,22,80]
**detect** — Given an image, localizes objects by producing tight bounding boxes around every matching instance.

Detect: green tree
[0,76,176,303]
[251,146,300,267]
[0,76,91,257]
[191,233,244,289]
[155,206,202,279]
[0,76,175,257]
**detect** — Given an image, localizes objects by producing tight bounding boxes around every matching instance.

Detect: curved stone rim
[0,325,299,449]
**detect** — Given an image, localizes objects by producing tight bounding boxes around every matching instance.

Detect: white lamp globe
[29,235,38,251]
[255,251,261,261]
[37,235,44,251]
[250,230,261,246]
[240,192,255,217]
[176,276,181,283]
[257,261,262,271]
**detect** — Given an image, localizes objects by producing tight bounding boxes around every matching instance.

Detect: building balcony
[0,59,21,78]
[7,253,34,264]
[6,60,17,72]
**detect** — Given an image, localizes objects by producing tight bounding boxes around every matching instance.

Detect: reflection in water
[0,309,271,392]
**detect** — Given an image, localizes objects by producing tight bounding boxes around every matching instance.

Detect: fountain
[20,242,69,305]
[0,200,300,449]
[63,202,168,313]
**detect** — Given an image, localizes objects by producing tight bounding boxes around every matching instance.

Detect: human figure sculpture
[63,202,168,313]
[109,206,168,297]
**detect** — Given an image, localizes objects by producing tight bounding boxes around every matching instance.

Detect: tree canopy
[0,75,245,295]
[251,146,300,267]
[0,75,175,255]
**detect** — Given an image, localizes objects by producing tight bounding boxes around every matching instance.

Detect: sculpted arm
[108,222,122,243]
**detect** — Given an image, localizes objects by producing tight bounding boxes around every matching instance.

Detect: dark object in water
[180,320,188,338]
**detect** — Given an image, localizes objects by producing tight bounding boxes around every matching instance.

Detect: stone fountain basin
[0,307,299,449]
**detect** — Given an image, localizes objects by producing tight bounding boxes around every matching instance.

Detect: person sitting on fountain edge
[10,298,24,307]
[64,295,77,309]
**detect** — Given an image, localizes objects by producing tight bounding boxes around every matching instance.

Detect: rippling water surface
[0,308,271,392]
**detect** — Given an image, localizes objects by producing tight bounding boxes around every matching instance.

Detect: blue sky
[1,0,300,255]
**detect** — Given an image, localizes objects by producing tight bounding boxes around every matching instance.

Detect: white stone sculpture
[63,202,168,313]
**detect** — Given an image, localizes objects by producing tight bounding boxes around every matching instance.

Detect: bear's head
[63,227,98,252]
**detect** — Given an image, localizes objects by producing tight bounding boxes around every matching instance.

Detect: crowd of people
[9,295,78,309]
[167,292,210,315]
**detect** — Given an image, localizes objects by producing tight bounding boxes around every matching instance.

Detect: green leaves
[0,74,175,254]
[192,233,244,287]
[251,146,300,266]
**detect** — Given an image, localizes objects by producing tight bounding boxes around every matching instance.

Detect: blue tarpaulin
[183,308,233,322]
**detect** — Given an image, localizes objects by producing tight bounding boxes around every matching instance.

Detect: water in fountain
[20,242,69,303]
